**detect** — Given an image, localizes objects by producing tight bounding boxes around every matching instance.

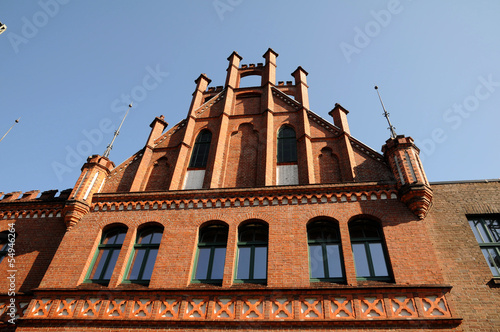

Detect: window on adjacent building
[0,232,9,264]
[308,220,344,282]
[189,129,212,168]
[277,125,297,163]
[468,216,500,276]
[236,222,268,283]
[349,220,391,281]
[87,227,127,284]
[125,226,163,284]
[193,224,228,284]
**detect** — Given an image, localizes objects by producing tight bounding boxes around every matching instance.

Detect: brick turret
[382,135,432,219]
[63,155,114,229]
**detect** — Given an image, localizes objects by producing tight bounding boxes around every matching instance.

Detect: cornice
[89,182,398,213]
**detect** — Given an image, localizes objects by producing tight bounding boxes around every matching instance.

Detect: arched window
[87,227,127,284]
[0,232,9,264]
[277,126,297,163]
[236,222,268,283]
[349,220,390,280]
[189,129,212,168]
[193,224,228,283]
[307,220,344,281]
[126,226,163,284]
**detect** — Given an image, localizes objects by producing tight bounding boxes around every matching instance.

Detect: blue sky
[1,1,499,195]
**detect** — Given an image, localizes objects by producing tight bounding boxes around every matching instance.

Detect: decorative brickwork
[10,287,458,327]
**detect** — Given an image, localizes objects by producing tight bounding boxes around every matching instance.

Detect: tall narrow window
[236,223,268,283]
[126,227,163,284]
[0,232,9,264]
[87,227,127,284]
[189,129,212,168]
[468,216,500,276]
[349,220,391,281]
[193,224,228,283]
[308,220,344,282]
[277,125,297,163]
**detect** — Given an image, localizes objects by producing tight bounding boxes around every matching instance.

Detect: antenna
[103,103,133,158]
[374,86,397,139]
[0,118,20,143]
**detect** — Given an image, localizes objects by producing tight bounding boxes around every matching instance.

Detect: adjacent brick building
[0,49,498,331]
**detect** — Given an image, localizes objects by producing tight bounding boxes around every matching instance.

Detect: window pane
[253,228,268,242]
[349,224,364,239]
[469,220,484,243]
[189,130,212,168]
[141,249,158,280]
[215,228,228,243]
[362,224,380,238]
[485,219,500,242]
[102,249,120,280]
[200,229,217,243]
[308,229,323,241]
[369,243,389,277]
[210,248,226,280]
[277,126,297,163]
[151,232,163,244]
[195,248,211,280]
[140,233,153,244]
[482,248,500,276]
[239,229,254,242]
[237,247,251,280]
[115,231,126,244]
[90,249,110,279]
[253,247,267,279]
[309,244,325,279]
[326,244,343,278]
[477,221,491,243]
[128,249,146,280]
[352,244,370,277]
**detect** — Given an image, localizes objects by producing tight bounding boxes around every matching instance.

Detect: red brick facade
[0,49,498,331]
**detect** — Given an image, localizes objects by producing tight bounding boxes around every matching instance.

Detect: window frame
[123,226,163,285]
[468,215,500,277]
[234,222,268,284]
[192,224,228,284]
[349,219,391,281]
[188,129,212,169]
[307,220,345,283]
[85,227,127,285]
[277,125,298,164]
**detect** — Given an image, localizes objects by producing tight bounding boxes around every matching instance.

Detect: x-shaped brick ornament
[241,297,264,319]
[299,297,323,319]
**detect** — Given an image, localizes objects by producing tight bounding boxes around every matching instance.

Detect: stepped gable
[96,48,400,194]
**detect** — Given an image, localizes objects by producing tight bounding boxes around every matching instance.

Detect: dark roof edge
[430,179,500,185]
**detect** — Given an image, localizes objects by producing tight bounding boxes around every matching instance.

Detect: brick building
[0,49,499,331]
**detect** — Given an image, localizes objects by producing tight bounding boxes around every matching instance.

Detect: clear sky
[1,1,499,195]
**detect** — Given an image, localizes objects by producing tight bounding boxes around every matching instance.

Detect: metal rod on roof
[0,118,20,143]
[0,21,6,35]
[374,85,397,139]
[103,103,133,158]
